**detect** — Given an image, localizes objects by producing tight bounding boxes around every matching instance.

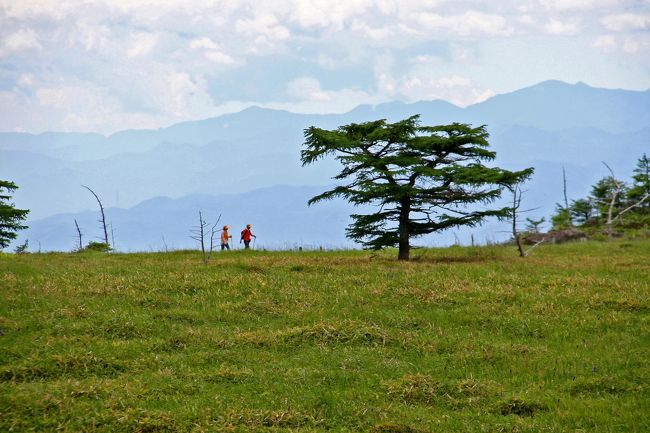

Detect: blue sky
[1,0,649,134]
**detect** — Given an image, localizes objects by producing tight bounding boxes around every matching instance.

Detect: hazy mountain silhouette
[3,81,649,250]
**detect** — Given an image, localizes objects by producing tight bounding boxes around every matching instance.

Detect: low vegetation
[1,241,648,432]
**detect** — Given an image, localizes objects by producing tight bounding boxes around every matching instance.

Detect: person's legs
[244,240,250,249]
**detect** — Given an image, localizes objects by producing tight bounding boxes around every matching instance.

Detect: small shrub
[13,240,29,254]
[81,241,111,252]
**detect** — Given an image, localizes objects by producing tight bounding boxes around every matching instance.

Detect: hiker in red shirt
[240,224,256,249]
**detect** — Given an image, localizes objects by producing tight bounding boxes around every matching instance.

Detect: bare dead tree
[562,166,572,227]
[510,184,545,257]
[110,223,116,252]
[82,185,109,248]
[190,211,221,264]
[511,185,526,257]
[601,162,650,240]
[74,219,83,251]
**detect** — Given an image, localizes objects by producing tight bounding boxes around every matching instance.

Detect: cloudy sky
[1,0,649,134]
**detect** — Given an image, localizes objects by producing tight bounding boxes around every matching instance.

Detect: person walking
[240,224,256,249]
[220,225,232,250]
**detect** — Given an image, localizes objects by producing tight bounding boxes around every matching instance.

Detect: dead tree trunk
[74,219,83,251]
[82,185,109,248]
[563,166,572,227]
[511,186,526,257]
[602,162,650,240]
[190,211,221,264]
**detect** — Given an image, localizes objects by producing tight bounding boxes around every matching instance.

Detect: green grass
[1,241,649,432]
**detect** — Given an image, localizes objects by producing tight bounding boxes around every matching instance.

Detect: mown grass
[0,241,648,432]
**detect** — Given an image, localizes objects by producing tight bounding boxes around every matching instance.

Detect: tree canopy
[628,153,650,209]
[0,180,29,250]
[301,115,534,260]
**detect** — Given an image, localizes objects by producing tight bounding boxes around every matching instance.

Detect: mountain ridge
[3,80,649,251]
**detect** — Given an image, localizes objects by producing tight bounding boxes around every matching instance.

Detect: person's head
[246,224,251,229]
[223,225,229,230]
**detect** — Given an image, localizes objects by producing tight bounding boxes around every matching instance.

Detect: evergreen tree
[524,217,545,233]
[628,153,650,210]
[569,198,594,225]
[0,180,29,250]
[550,204,571,230]
[590,176,627,221]
[301,115,533,260]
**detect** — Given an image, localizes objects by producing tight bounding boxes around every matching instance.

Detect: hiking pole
[253,236,257,249]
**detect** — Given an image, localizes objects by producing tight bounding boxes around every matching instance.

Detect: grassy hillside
[1,242,648,432]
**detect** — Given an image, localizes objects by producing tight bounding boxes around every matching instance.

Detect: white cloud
[413,11,514,37]
[287,77,331,101]
[190,37,220,51]
[544,18,579,35]
[126,32,158,58]
[288,0,373,30]
[350,20,395,40]
[189,37,238,64]
[17,74,35,88]
[279,76,383,113]
[539,0,620,11]
[0,28,42,56]
[1,0,649,134]
[396,75,495,107]
[622,38,640,53]
[602,13,650,31]
[518,15,535,25]
[592,33,649,54]
[163,72,218,118]
[592,35,618,52]
[410,54,444,66]
[73,19,111,52]
[204,51,238,64]
[235,14,290,40]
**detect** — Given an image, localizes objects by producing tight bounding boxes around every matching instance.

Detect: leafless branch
[74,219,83,251]
[82,185,109,248]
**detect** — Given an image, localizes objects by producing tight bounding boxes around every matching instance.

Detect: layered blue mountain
[2,81,649,251]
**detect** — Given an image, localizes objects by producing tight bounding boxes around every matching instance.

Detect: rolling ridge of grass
[1,241,648,432]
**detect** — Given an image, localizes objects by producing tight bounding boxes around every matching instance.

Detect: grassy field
[1,241,649,432]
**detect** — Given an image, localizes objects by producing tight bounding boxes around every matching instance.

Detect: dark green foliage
[550,204,571,230]
[0,180,29,250]
[556,155,650,237]
[570,198,594,225]
[524,217,545,233]
[13,239,29,254]
[590,176,628,220]
[81,241,112,252]
[301,115,533,260]
[628,153,650,210]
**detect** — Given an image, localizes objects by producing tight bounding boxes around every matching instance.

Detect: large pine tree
[0,180,29,250]
[301,115,533,260]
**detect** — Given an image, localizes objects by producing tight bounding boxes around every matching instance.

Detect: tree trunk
[398,197,411,261]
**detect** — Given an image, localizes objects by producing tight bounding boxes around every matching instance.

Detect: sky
[1,0,649,134]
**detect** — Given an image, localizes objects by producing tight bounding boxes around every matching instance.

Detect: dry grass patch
[384,374,502,408]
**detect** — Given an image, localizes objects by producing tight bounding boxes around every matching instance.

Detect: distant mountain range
[2,80,649,251]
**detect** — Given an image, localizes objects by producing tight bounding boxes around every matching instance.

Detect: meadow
[1,241,648,432]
